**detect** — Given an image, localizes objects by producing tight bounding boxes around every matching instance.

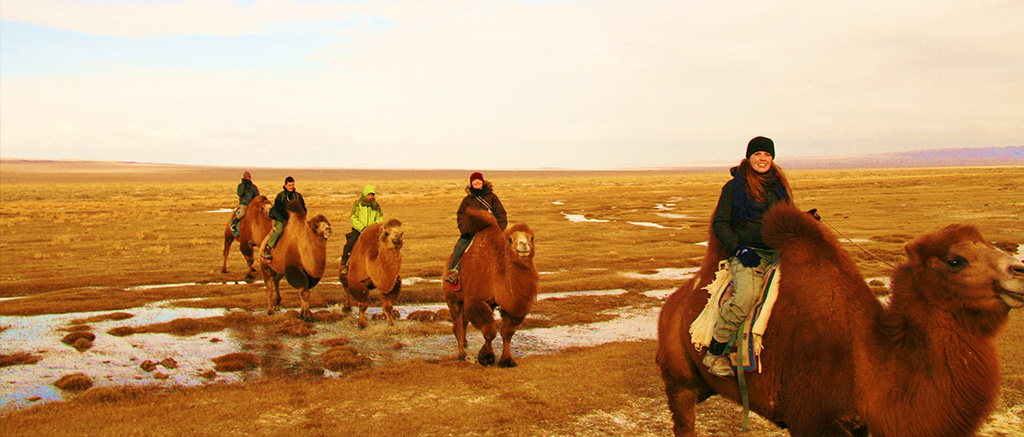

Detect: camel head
[506,223,535,259]
[379,219,404,250]
[901,224,1024,311]
[308,215,332,240]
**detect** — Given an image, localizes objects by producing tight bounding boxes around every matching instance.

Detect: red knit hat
[470,172,484,183]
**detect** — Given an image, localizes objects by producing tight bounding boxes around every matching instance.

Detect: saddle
[689,260,782,373]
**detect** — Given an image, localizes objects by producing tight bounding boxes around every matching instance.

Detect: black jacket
[270,189,305,222]
[456,182,507,234]
[237,179,259,205]
[712,169,787,255]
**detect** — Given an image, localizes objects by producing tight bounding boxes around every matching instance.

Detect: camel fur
[221,195,273,280]
[444,208,538,367]
[258,199,332,322]
[339,218,404,328]
[656,202,1024,436]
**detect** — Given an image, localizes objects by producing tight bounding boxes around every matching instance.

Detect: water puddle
[627,221,680,230]
[0,286,680,413]
[656,213,692,219]
[562,213,609,223]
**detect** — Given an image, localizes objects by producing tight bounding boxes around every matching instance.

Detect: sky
[1,0,1022,170]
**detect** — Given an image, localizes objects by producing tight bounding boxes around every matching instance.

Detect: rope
[820,218,897,269]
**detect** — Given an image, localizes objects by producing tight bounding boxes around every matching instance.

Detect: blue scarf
[731,167,789,224]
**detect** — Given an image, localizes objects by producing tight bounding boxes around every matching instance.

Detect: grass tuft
[54,373,93,391]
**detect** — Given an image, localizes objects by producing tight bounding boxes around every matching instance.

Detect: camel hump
[466,208,499,232]
[382,218,402,228]
[247,195,268,207]
[286,199,307,218]
[762,202,835,252]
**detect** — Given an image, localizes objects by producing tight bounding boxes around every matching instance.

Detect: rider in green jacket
[340,184,384,275]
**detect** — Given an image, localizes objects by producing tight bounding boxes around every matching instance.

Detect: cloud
[1,0,1022,169]
[0,0,354,37]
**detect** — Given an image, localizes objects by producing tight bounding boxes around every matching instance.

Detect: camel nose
[394,237,404,249]
[1009,258,1024,277]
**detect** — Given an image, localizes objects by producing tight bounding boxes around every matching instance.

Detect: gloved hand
[807,208,821,221]
[735,246,761,268]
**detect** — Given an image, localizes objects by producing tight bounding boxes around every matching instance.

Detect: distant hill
[781,146,1024,169]
[652,146,1023,170]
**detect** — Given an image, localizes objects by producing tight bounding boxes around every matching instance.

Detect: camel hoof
[358,320,367,329]
[341,306,352,314]
[498,358,517,368]
[266,309,274,316]
[457,353,466,361]
[221,268,228,274]
[478,352,496,367]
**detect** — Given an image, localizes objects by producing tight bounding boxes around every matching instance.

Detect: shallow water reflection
[1,286,679,413]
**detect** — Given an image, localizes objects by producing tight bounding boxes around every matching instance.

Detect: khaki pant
[234,203,248,220]
[267,220,285,248]
[713,248,778,344]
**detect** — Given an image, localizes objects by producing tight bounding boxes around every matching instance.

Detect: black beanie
[746,136,775,159]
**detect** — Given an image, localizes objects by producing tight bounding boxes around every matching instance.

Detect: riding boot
[230,219,240,236]
[263,245,273,261]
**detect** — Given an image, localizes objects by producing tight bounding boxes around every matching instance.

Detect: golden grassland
[1,161,1023,435]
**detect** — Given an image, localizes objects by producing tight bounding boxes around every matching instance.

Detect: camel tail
[466,208,499,232]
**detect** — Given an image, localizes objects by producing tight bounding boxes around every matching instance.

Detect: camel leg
[381,278,401,326]
[342,289,353,314]
[265,273,282,316]
[477,322,497,367]
[222,231,234,273]
[241,242,256,280]
[497,312,524,368]
[357,300,369,329]
[447,298,468,360]
[663,378,699,437]
[298,286,313,323]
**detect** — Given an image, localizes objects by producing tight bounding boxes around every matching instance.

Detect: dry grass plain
[1,160,1023,436]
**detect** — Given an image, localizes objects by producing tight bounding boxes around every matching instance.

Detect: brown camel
[444,208,538,367]
[339,218,404,328]
[657,203,1024,436]
[221,195,273,280]
[258,199,332,322]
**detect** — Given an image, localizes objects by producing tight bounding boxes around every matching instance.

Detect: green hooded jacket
[350,184,383,232]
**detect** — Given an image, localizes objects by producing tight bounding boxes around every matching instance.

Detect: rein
[820,217,897,269]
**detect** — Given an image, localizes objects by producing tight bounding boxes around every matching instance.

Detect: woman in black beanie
[443,172,507,290]
[702,136,795,377]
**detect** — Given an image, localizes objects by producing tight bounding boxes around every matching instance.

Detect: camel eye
[945,256,967,270]
[507,237,513,244]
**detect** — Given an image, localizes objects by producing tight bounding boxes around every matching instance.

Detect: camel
[656,202,1024,436]
[221,195,273,280]
[339,218,404,328]
[258,199,332,323]
[444,208,538,367]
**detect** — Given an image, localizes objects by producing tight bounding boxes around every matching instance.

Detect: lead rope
[820,217,897,269]
[737,332,750,431]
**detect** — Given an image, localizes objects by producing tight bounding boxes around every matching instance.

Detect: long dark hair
[740,159,792,203]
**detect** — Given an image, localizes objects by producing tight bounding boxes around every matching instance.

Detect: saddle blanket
[689,259,781,373]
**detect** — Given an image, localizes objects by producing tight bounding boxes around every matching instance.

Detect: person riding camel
[340,184,384,276]
[444,172,507,289]
[230,171,259,236]
[702,136,795,377]
[263,176,305,261]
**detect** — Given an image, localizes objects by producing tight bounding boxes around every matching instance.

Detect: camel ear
[903,241,921,264]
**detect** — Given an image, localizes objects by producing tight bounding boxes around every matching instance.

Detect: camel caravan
[222,166,1024,435]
